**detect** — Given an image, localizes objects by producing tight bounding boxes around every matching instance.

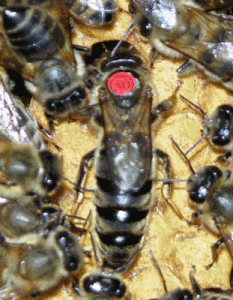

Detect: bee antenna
[64,177,94,193]
[150,250,168,293]
[184,131,209,156]
[74,98,109,113]
[114,247,142,273]
[153,179,186,183]
[78,210,92,241]
[63,214,86,221]
[110,23,134,57]
[214,217,233,263]
[189,265,202,296]
[180,95,210,121]
[170,135,195,174]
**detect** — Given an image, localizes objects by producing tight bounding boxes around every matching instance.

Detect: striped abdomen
[93,175,153,269]
[3,6,64,62]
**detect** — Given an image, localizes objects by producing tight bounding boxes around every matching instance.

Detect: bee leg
[38,123,62,151]
[189,266,201,296]
[0,232,6,244]
[31,292,40,298]
[72,278,82,296]
[229,267,233,287]
[150,47,159,68]
[151,98,174,122]
[83,249,92,258]
[177,59,197,76]
[190,210,203,226]
[71,149,96,215]
[155,149,172,195]
[155,149,189,223]
[44,112,55,133]
[216,151,232,163]
[206,237,225,269]
[73,45,91,55]
[75,149,96,193]
[151,81,181,122]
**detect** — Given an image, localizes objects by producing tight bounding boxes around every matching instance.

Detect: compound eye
[187,167,222,203]
[212,130,230,146]
[65,253,79,271]
[179,290,193,300]
[104,11,113,23]
[56,231,74,249]
[45,100,67,113]
[139,17,152,37]
[42,171,59,191]
[69,87,86,106]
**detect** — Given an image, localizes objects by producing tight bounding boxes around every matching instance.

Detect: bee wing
[0,283,28,300]
[0,79,45,150]
[0,284,15,300]
[133,0,178,28]
[216,221,233,260]
[165,7,233,80]
[69,0,118,26]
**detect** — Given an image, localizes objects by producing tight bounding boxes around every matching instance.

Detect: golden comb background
[28,1,233,299]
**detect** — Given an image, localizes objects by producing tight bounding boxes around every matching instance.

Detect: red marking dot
[108,72,135,96]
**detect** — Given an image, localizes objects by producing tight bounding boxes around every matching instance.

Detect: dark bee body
[0,75,62,198]
[131,0,233,91]
[67,0,117,26]
[73,269,131,300]
[76,42,173,270]
[0,0,87,120]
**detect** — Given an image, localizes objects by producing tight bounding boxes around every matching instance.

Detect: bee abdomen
[97,206,148,223]
[95,203,149,268]
[97,231,143,248]
[3,7,64,62]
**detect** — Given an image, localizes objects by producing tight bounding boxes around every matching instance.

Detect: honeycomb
[27,1,233,299]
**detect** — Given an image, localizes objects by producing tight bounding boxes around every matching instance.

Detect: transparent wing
[0,78,45,150]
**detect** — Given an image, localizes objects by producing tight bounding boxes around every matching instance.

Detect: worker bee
[150,250,233,300]
[0,75,62,198]
[131,0,233,91]
[67,0,117,27]
[0,225,83,299]
[74,41,176,270]
[179,95,233,160]
[170,137,233,286]
[0,0,88,120]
